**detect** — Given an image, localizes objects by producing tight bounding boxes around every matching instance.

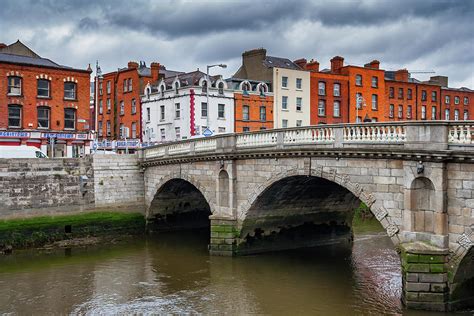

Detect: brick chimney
[394,69,409,82]
[293,58,307,69]
[151,62,160,82]
[364,60,380,69]
[128,61,139,69]
[429,76,448,87]
[306,59,320,72]
[330,56,344,74]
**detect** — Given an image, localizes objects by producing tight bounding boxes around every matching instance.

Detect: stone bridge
[139,122,474,311]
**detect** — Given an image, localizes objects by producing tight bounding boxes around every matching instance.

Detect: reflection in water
[0,231,463,315]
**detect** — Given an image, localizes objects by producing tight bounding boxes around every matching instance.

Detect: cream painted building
[233,48,310,128]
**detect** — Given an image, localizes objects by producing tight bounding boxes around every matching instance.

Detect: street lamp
[205,64,227,135]
[94,60,103,141]
[355,95,366,123]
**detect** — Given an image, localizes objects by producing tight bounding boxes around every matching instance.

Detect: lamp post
[355,95,366,123]
[205,64,227,135]
[94,61,103,140]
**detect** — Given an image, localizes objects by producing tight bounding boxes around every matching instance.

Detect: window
[107,99,111,111]
[128,79,132,92]
[282,96,288,110]
[202,81,207,94]
[106,121,111,136]
[8,105,21,128]
[64,108,76,129]
[454,109,460,121]
[123,79,128,92]
[131,99,136,114]
[407,89,413,100]
[407,105,412,119]
[218,127,226,133]
[421,90,427,101]
[318,82,326,95]
[64,82,77,100]
[371,76,378,88]
[334,83,340,97]
[120,101,124,115]
[318,100,326,116]
[282,76,288,88]
[421,106,426,120]
[259,85,266,96]
[243,105,249,121]
[398,88,403,99]
[454,96,460,105]
[160,85,165,97]
[389,87,394,98]
[160,128,165,141]
[98,121,103,137]
[371,94,378,110]
[242,82,250,95]
[175,103,180,119]
[432,91,437,101]
[119,123,124,138]
[334,101,340,117]
[37,107,50,129]
[431,106,437,120]
[99,100,103,114]
[99,82,103,96]
[37,79,50,97]
[160,105,165,120]
[175,127,181,140]
[464,97,469,105]
[296,120,302,127]
[398,105,403,119]
[243,127,250,132]
[389,104,394,118]
[296,78,302,89]
[355,74,362,86]
[282,119,288,128]
[260,127,266,130]
[146,107,150,121]
[107,81,111,94]
[445,109,450,120]
[445,95,450,104]
[8,77,22,95]
[464,110,469,120]
[356,93,362,109]
[296,97,302,111]
[175,82,179,94]
[260,106,266,121]
[132,122,137,138]
[201,102,208,117]
[218,82,224,95]
[218,104,225,118]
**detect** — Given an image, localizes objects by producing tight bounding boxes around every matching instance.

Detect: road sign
[92,142,98,151]
[203,128,213,137]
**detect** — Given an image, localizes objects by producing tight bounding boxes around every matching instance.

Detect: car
[0,145,48,158]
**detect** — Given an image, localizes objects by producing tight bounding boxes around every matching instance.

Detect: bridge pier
[209,215,239,256]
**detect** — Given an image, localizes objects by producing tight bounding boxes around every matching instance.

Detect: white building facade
[141,71,234,143]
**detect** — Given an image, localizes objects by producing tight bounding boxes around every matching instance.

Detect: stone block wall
[92,155,145,212]
[0,157,94,218]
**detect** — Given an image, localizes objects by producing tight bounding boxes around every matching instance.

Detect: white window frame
[243,105,250,121]
[218,104,225,119]
[296,97,302,111]
[296,78,302,89]
[175,103,181,119]
[318,100,326,117]
[282,76,288,88]
[282,96,288,110]
[333,101,340,117]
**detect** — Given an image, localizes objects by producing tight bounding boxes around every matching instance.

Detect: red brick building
[95,61,159,152]
[441,87,471,121]
[227,78,273,132]
[0,40,92,157]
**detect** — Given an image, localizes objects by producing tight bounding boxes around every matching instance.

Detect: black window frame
[64,82,77,100]
[37,106,50,129]
[8,104,22,128]
[64,108,76,130]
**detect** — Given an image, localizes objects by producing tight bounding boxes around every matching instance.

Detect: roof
[263,56,302,70]
[160,70,220,89]
[226,77,272,91]
[0,40,89,73]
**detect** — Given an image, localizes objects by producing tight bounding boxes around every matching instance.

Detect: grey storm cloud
[0,0,473,87]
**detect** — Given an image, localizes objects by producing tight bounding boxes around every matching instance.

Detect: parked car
[0,145,48,158]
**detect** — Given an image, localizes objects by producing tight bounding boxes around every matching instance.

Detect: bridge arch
[238,165,400,247]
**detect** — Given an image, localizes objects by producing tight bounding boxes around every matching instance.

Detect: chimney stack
[364,60,380,69]
[330,56,344,74]
[0,43,6,50]
[306,59,320,72]
[394,69,409,82]
[293,58,307,69]
[128,61,139,69]
[429,76,448,87]
[151,62,160,82]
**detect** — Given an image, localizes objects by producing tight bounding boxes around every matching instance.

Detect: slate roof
[263,56,302,70]
[160,70,220,89]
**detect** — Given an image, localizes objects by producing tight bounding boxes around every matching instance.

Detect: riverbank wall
[0,155,145,220]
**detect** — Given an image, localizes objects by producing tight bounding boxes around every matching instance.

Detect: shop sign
[41,133,75,139]
[76,134,88,140]
[0,131,30,138]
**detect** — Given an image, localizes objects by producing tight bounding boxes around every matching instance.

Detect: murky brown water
[0,231,467,315]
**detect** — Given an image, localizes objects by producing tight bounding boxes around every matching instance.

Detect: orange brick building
[0,40,92,157]
[441,87,471,121]
[95,61,159,151]
[385,70,418,121]
[228,78,273,132]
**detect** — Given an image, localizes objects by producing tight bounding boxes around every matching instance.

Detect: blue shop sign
[41,133,75,139]
[0,131,30,138]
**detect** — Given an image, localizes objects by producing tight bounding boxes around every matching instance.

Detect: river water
[0,230,468,315]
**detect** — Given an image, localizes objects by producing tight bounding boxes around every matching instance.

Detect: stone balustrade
[141,122,474,161]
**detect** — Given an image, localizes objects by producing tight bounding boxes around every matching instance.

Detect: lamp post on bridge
[205,63,227,136]
[355,95,366,123]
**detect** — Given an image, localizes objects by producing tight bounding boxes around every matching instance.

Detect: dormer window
[175,82,179,94]
[242,81,251,95]
[160,85,165,97]
[202,80,208,94]
[260,85,265,96]
[218,82,224,95]
[7,76,22,95]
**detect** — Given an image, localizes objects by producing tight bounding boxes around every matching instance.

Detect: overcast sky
[1,0,473,87]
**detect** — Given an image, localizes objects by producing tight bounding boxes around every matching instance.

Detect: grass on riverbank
[352,202,385,234]
[0,212,146,249]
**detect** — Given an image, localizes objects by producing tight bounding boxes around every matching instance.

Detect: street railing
[141,122,474,160]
